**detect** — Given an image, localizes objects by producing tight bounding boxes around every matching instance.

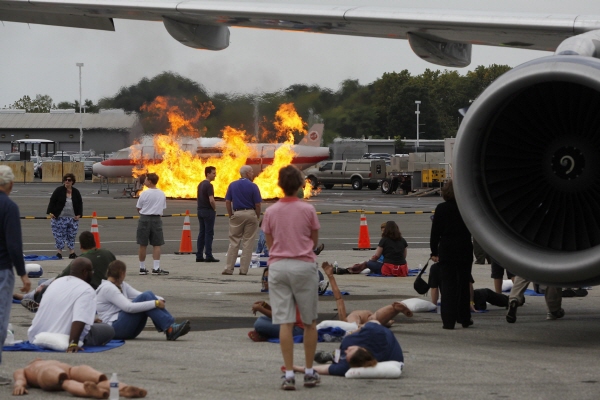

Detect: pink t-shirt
[262,197,320,264]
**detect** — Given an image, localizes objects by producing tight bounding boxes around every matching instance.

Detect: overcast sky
[1,0,599,108]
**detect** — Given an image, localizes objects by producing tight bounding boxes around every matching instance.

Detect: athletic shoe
[55,253,62,260]
[314,243,325,256]
[314,350,334,364]
[139,268,149,275]
[304,372,321,388]
[68,253,77,259]
[506,300,519,323]
[21,298,39,313]
[547,308,565,320]
[281,376,296,391]
[335,267,349,275]
[166,320,191,341]
[152,268,169,275]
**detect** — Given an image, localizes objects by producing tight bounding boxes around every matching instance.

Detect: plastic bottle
[436,301,441,314]
[333,261,339,273]
[109,373,119,400]
[4,323,14,345]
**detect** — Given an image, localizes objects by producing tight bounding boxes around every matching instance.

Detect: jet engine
[454,55,600,286]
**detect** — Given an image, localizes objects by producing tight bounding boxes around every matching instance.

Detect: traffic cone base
[353,213,376,251]
[175,210,194,254]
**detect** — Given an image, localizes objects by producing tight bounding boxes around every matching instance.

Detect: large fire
[132,97,314,199]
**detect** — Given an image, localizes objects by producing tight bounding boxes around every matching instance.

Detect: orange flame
[132,98,315,199]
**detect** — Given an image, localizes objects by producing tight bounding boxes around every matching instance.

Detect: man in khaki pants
[223,166,262,275]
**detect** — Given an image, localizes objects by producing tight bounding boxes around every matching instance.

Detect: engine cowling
[454,55,600,286]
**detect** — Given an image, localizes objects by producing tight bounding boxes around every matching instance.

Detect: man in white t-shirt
[136,173,168,275]
[28,258,114,351]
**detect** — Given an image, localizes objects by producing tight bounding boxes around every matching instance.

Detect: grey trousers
[83,323,115,346]
[508,276,563,313]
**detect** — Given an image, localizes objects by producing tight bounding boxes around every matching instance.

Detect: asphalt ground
[2,182,600,399]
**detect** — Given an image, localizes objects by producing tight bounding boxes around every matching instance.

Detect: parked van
[305,159,387,190]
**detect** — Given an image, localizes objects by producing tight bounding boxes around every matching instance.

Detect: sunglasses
[64,178,73,182]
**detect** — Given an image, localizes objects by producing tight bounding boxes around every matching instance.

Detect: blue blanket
[320,290,349,296]
[267,327,346,344]
[24,255,60,261]
[3,340,125,353]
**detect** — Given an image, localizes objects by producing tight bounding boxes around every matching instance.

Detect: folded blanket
[3,340,125,353]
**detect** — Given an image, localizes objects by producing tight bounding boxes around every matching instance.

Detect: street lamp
[76,63,84,154]
[415,100,421,153]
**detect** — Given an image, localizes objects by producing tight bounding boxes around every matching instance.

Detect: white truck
[304,159,387,190]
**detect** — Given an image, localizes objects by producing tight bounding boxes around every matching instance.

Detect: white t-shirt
[96,280,156,325]
[136,188,166,215]
[28,276,96,343]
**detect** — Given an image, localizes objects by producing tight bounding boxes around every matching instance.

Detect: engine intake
[454,55,600,286]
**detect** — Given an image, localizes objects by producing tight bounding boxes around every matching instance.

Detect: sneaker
[152,268,169,275]
[314,350,334,364]
[55,253,62,260]
[139,268,149,275]
[68,253,77,259]
[281,376,296,391]
[335,267,348,275]
[314,243,325,256]
[506,300,519,323]
[304,372,321,388]
[547,308,565,320]
[166,320,191,341]
[21,298,39,313]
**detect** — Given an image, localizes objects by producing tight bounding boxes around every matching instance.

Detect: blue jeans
[367,260,383,274]
[111,291,175,340]
[254,316,303,339]
[197,209,216,259]
[0,269,15,364]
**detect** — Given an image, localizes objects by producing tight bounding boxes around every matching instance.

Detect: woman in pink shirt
[262,165,321,391]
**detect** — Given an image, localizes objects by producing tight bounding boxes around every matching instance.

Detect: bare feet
[120,385,148,398]
[321,262,334,277]
[84,382,109,399]
[393,302,413,317]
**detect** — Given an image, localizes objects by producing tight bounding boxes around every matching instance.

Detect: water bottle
[4,323,14,345]
[109,373,119,400]
[436,301,441,314]
[333,261,338,273]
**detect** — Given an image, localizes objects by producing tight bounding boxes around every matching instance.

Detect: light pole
[76,63,84,154]
[415,100,421,153]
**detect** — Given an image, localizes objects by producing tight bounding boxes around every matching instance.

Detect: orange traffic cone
[91,211,101,248]
[175,210,193,254]
[353,213,376,250]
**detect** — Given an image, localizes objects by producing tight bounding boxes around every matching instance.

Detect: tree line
[7,65,510,145]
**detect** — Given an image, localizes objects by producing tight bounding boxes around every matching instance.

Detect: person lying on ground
[336,221,409,276]
[248,300,304,342]
[13,358,146,398]
[95,260,190,341]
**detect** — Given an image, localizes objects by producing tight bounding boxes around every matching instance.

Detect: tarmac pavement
[2,247,600,399]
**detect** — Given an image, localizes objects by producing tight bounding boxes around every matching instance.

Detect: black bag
[413,259,431,295]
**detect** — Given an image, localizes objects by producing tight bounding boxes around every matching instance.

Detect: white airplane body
[6,1,600,285]
[92,123,328,178]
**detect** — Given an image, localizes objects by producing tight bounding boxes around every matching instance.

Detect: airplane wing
[2,0,600,66]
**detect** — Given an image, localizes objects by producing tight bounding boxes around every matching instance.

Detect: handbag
[413,259,431,295]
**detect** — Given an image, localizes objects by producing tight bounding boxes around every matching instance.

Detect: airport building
[0,109,143,156]
[330,137,446,160]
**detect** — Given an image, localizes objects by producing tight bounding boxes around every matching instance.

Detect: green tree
[11,94,53,113]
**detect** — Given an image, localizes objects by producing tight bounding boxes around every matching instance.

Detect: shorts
[381,263,408,277]
[268,259,319,325]
[136,215,165,246]
[491,261,515,279]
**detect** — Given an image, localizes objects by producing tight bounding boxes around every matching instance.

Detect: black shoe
[152,268,169,275]
[506,300,519,323]
[442,325,455,330]
[562,289,577,297]
[68,253,77,259]
[461,319,474,328]
[314,350,334,364]
[205,257,220,263]
[574,288,588,297]
[314,243,325,256]
[196,258,205,262]
[165,320,191,340]
[56,253,62,259]
[139,268,149,275]
[335,267,348,275]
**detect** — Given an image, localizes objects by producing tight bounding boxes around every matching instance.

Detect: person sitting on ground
[28,258,115,351]
[337,223,385,275]
[290,262,406,377]
[14,231,117,312]
[338,221,409,276]
[95,260,190,341]
[13,358,147,398]
[248,300,304,342]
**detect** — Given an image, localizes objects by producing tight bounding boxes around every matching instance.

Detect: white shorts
[268,259,319,325]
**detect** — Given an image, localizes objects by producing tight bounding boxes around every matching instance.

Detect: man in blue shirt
[197,166,218,263]
[223,166,262,275]
[0,166,31,381]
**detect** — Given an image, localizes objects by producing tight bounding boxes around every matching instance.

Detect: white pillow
[400,298,436,313]
[502,279,514,292]
[32,332,81,351]
[316,320,358,332]
[25,264,41,273]
[345,361,404,379]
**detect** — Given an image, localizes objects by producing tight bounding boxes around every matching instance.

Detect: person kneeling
[96,260,190,341]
